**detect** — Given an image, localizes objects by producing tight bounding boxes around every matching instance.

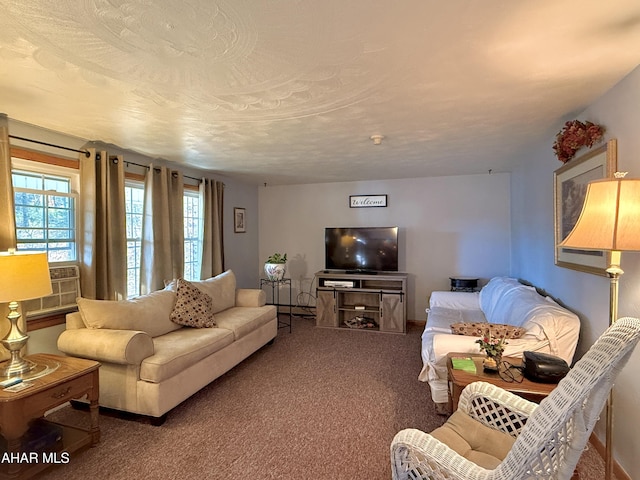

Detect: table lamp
[0,250,52,377]
[559,173,640,480]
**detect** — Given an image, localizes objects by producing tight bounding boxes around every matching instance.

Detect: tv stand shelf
[315,270,407,334]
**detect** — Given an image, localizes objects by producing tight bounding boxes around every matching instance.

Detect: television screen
[325,227,399,272]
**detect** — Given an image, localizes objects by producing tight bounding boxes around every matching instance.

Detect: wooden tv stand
[315,270,407,334]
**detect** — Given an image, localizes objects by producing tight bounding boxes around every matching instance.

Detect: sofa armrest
[57,328,154,365]
[429,291,480,310]
[235,288,266,307]
[431,333,484,363]
[66,311,86,330]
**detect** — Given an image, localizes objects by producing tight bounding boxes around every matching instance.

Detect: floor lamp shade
[558,176,640,480]
[560,178,640,251]
[0,252,53,303]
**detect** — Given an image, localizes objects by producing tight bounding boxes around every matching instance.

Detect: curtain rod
[121,159,204,183]
[9,135,91,157]
[11,135,217,184]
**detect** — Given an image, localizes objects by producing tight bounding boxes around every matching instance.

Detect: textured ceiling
[1,1,639,185]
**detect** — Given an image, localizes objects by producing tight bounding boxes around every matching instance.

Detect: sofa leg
[434,402,450,416]
[267,338,276,346]
[150,414,168,426]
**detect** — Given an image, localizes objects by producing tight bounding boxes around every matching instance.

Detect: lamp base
[0,301,34,378]
[0,355,36,377]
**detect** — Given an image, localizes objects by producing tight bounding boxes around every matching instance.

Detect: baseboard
[589,432,631,480]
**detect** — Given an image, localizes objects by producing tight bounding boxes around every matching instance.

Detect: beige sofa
[57,270,277,423]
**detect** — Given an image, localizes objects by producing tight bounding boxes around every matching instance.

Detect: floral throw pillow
[450,322,526,339]
[170,278,216,328]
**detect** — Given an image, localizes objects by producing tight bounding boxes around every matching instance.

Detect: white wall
[511,65,640,479]
[258,174,511,320]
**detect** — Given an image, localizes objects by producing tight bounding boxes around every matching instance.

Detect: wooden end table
[0,353,100,479]
[447,352,557,412]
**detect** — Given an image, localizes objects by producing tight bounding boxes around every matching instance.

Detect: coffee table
[446,352,558,412]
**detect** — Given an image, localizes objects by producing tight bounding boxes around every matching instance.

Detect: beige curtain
[0,113,17,359]
[79,148,128,300]
[139,165,184,294]
[0,114,16,252]
[200,178,224,279]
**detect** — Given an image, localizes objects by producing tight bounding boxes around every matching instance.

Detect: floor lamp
[0,250,52,377]
[559,174,640,480]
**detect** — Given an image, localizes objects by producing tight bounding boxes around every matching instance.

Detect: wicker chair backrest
[494,316,640,479]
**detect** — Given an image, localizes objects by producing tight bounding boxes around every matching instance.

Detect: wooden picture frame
[234,207,246,233]
[554,139,617,275]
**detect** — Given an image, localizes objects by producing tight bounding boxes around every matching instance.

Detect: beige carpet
[41,317,611,479]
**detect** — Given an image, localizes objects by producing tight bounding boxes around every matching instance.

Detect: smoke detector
[370,134,384,145]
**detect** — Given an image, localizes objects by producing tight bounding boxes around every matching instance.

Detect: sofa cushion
[140,327,235,383]
[214,305,277,340]
[450,322,526,339]
[430,410,514,470]
[191,270,237,314]
[170,278,216,328]
[77,288,181,337]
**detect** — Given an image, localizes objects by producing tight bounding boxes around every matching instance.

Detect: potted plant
[264,253,287,281]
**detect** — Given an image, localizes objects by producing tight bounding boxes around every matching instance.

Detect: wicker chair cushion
[429,410,515,469]
[450,322,526,339]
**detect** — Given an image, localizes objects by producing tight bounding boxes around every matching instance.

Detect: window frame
[183,187,203,281]
[12,167,78,263]
[10,149,80,330]
[124,181,204,297]
[124,178,145,299]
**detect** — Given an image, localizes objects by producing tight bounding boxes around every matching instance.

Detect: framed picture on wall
[554,139,617,275]
[234,207,246,233]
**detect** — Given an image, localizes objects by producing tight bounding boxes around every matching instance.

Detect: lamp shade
[560,178,640,252]
[0,252,52,303]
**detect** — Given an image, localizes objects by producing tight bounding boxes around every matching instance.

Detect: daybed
[57,270,277,422]
[418,277,580,411]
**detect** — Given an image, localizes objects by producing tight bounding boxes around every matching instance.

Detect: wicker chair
[391,316,640,480]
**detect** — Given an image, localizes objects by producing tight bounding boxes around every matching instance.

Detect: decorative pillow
[190,270,236,314]
[170,278,216,328]
[77,288,181,337]
[450,322,526,339]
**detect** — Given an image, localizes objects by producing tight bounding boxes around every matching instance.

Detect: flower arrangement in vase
[476,334,507,372]
[552,119,605,163]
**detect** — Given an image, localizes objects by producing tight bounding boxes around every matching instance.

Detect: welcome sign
[349,194,388,208]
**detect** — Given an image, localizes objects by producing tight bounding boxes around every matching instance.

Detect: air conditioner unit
[24,265,80,318]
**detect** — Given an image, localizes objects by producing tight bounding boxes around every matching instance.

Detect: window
[125,181,144,298]
[12,166,77,263]
[124,183,202,296]
[183,190,202,281]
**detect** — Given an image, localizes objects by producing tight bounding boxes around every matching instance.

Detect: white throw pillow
[190,270,236,314]
[77,288,181,337]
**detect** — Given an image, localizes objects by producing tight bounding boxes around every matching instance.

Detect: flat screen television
[325,226,399,272]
